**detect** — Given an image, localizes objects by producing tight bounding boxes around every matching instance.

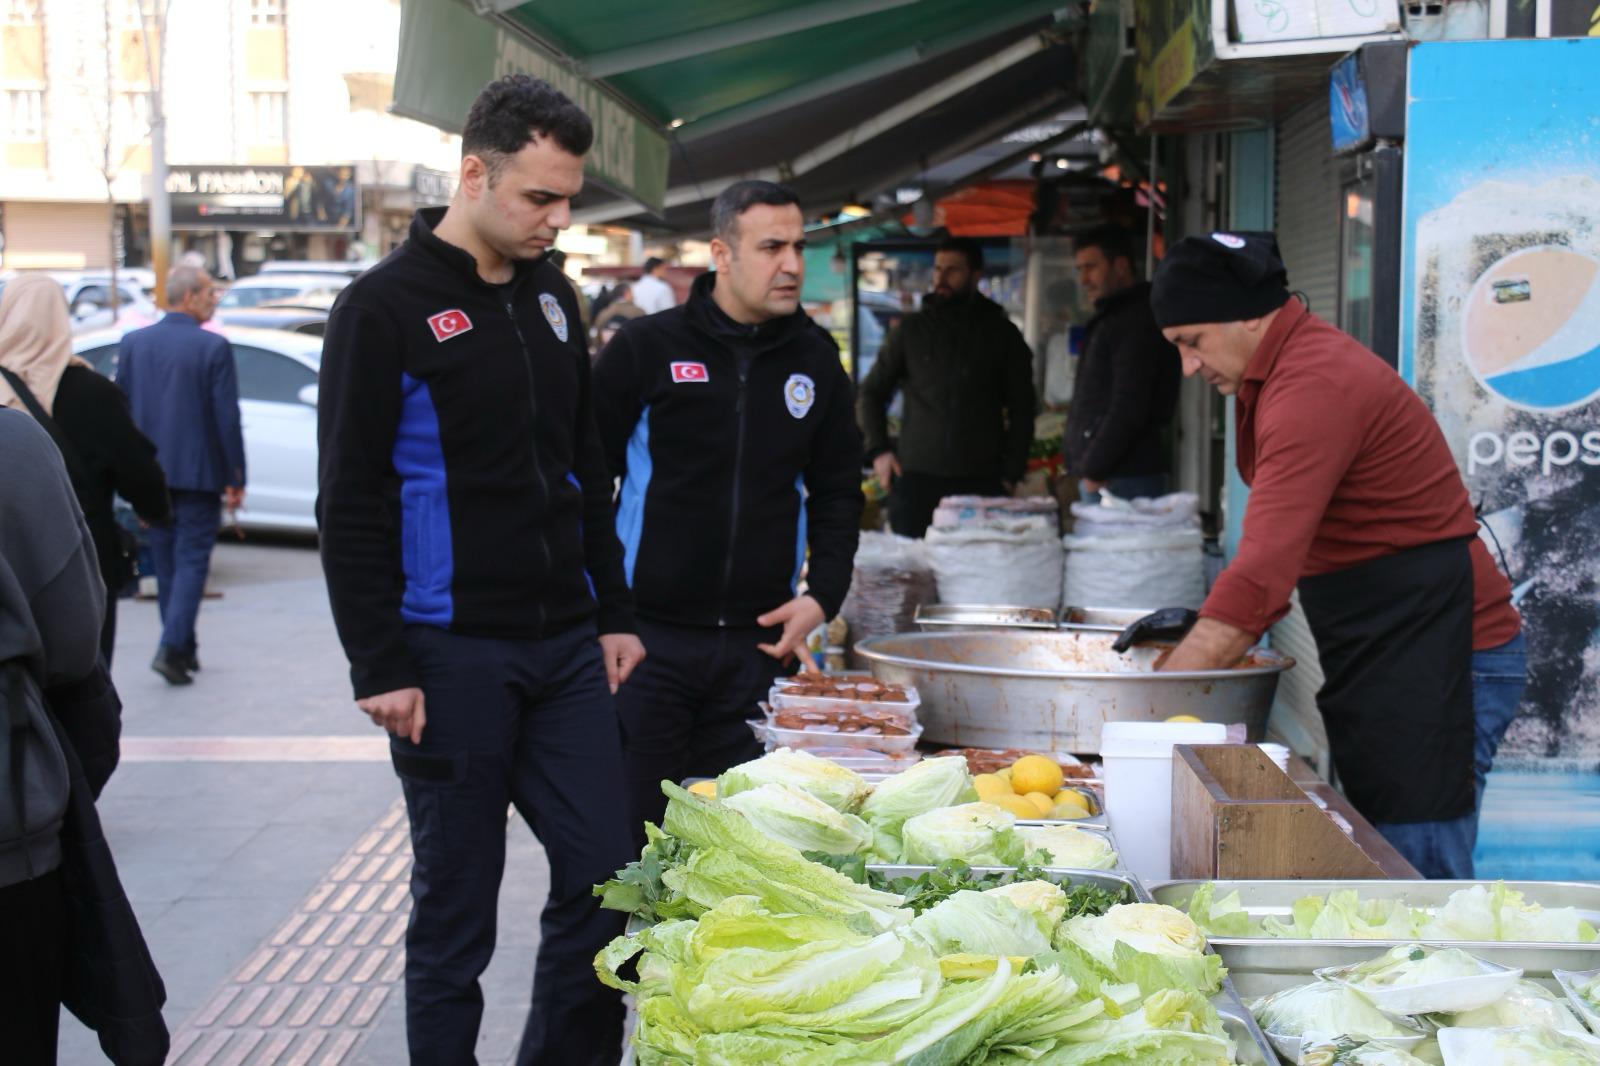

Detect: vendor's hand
[599,632,647,694]
[223,486,245,509]
[873,451,902,490]
[1158,618,1257,672]
[757,595,826,668]
[358,686,426,745]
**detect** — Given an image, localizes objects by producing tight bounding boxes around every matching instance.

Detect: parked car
[217,272,351,310]
[258,259,375,278]
[74,325,322,534]
[214,304,330,336]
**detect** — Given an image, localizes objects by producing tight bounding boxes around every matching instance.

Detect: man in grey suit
[116,265,245,685]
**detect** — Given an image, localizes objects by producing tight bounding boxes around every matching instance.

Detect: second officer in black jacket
[594,181,864,842]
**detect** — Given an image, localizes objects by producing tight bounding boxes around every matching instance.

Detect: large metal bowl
[854,629,1293,753]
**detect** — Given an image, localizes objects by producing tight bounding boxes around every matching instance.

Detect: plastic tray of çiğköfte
[746,717,923,755]
[767,684,921,729]
[1147,880,1600,979]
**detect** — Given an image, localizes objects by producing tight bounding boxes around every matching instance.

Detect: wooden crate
[1170,744,1389,880]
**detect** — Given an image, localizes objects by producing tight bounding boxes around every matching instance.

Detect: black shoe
[151,648,193,686]
[184,652,200,673]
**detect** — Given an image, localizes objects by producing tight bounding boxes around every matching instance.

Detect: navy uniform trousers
[390,622,633,1066]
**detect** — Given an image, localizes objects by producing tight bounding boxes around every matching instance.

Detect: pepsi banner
[1399,40,1600,822]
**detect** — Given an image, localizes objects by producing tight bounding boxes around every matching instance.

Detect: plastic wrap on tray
[747,716,923,754]
[768,676,920,728]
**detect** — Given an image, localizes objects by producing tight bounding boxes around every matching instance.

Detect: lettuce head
[906,889,1056,958]
[1018,825,1119,870]
[859,756,977,859]
[716,748,871,812]
[984,879,1069,928]
[1248,980,1424,1040]
[721,783,875,857]
[900,801,1028,867]
[1058,903,1225,997]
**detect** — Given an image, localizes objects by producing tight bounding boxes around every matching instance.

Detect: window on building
[123,0,158,28]
[250,0,284,25]
[3,89,43,140]
[249,91,286,144]
[2,0,41,25]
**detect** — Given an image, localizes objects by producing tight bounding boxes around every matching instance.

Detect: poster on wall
[1399,38,1600,766]
[166,166,361,231]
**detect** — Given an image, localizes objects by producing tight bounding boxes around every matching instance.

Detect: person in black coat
[1063,225,1181,502]
[0,274,171,666]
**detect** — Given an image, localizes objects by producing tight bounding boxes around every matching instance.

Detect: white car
[74,325,322,534]
[217,272,351,310]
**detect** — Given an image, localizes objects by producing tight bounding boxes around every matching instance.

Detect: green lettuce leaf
[722,783,876,857]
[1184,883,1254,938]
[1418,882,1599,944]
[859,756,979,860]
[901,802,1028,867]
[717,748,871,812]
[906,889,1056,958]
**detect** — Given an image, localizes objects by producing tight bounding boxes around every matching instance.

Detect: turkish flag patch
[427,309,473,342]
[670,361,709,383]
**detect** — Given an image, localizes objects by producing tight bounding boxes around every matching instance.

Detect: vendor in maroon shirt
[1148,232,1523,879]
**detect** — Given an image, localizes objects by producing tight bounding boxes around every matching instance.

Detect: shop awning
[393,0,1079,226]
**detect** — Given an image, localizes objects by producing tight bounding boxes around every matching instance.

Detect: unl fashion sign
[1400,38,1600,764]
[166,165,360,231]
[392,0,669,216]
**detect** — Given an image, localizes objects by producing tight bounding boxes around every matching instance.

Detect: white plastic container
[1100,721,1228,885]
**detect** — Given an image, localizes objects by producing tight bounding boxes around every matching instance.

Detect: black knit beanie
[1150,231,1292,328]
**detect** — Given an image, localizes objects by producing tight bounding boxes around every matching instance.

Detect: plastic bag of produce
[1435,1023,1600,1065]
[1296,1034,1435,1065]
[1316,945,1523,1016]
[1061,526,1205,610]
[1070,491,1202,533]
[1430,979,1588,1035]
[925,519,1063,610]
[839,532,937,667]
[1249,981,1429,1051]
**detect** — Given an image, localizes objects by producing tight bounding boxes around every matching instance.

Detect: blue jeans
[147,489,222,656]
[1374,631,1528,878]
[1079,473,1170,504]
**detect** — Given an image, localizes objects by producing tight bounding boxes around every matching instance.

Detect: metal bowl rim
[856,632,1296,681]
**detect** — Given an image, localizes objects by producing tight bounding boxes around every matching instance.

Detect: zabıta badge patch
[784,373,816,419]
[539,293,569,342]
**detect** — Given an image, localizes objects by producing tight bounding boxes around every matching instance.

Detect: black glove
[1111,607,1199,654]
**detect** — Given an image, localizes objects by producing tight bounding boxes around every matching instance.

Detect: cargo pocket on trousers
[389,741,468,861]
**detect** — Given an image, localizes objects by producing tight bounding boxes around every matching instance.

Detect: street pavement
[58,538,554,1065]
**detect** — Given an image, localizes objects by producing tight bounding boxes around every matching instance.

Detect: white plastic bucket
[1100,721,1228,884]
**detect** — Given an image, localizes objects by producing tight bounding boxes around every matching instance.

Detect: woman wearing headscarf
[0,274,170,665]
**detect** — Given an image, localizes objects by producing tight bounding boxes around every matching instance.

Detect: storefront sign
[1135,0,1215,125]
[412,166,457,206]
[166,165,360,231]
[392,0,669,216]
[1400,39,1600,768]
[1328,51,1370,152]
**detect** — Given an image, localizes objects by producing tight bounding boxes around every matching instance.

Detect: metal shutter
[1,201,113,270]
[1274,100,1341,321]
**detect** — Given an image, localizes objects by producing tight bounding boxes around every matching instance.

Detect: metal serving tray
[1216,980,1278,1065]
[1057,605,1152,633]
[866,863,1147,902]
[1151,879,1600,979]
[914,604,1060,631]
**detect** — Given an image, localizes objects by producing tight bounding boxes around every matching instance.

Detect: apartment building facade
[0,0,460,274]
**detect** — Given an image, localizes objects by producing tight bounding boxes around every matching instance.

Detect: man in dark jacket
[857,237,1036,537]
[317,75,644,1066]
[115,265,244,685]
[1064,225,1180,501]
[594,181,863,840]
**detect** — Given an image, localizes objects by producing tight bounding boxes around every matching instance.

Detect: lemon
[1164,714,1203,723]
[1023,791,1055,816]
[1010,754,1064,796]
[973,773,1013,801]
[996,767,1014,783]
[687,780,717,798]
[1050,804,1088,820]
[992,794,1041,820]
[1052,789,1091,812]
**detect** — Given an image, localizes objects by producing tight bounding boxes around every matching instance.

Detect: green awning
[394,0,1074,221]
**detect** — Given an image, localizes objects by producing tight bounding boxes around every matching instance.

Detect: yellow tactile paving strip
[166,802,412,1066]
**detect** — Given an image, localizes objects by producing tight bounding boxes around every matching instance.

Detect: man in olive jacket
[857,238,1036,537]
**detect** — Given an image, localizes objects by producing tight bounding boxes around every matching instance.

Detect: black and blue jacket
[317,208,634,699]
[592,272,863,628]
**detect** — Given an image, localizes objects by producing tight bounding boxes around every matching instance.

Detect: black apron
[1297,537,1475,825]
